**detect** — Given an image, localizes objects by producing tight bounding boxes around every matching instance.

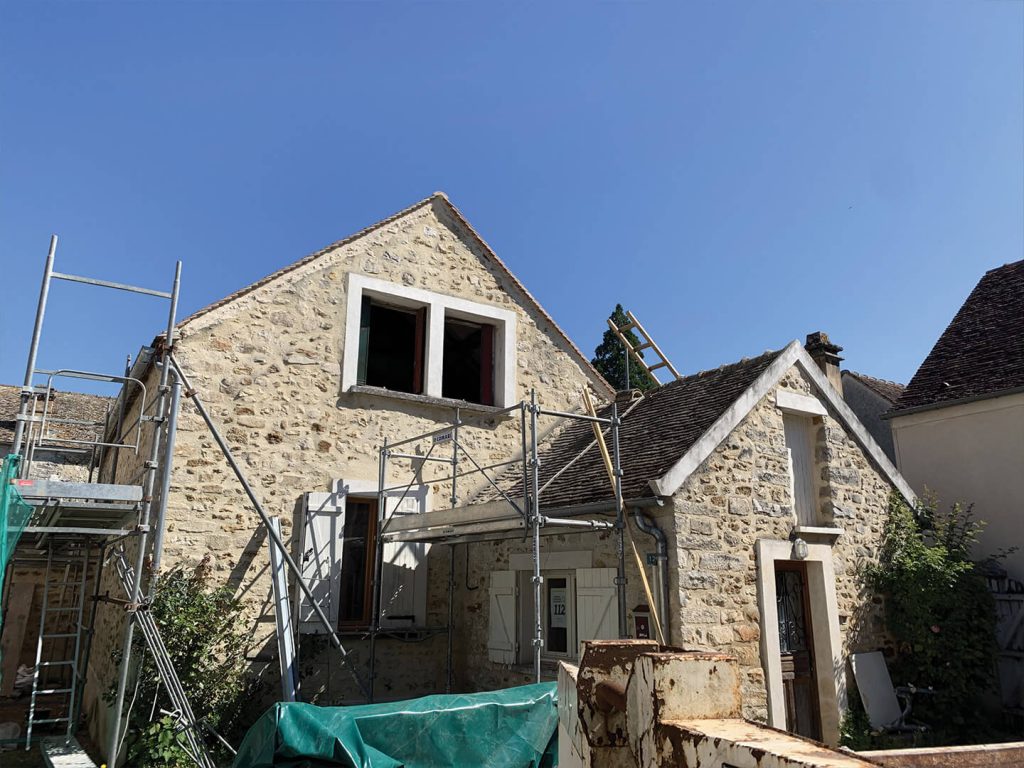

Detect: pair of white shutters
[296,481,429,633]
[487,568,618,664]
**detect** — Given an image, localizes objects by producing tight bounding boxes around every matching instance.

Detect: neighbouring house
[887,259,1024,582]
[81,193,916,751]
[0,384,111,482]
[841,371,904,464]
[887,259,1024,711]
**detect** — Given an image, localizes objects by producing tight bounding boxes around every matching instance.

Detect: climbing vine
[107,557,260,766]
[865,493,1002,743]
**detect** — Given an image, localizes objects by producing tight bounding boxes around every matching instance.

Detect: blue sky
[1,1,1021,397]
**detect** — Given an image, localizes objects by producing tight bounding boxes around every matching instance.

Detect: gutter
[884,385,1024,420]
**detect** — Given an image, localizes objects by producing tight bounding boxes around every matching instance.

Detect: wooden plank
[41,736,99,768]
[383,496,525,534]
[1,579,36,695]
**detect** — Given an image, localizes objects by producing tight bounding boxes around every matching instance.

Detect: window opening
[546,576,570,655]
[338,497,378,626]
[442,316,494,405]
[358,297,426,394]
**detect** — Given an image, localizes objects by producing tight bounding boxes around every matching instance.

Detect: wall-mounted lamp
[792,537,809,561]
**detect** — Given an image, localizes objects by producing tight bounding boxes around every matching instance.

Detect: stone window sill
[793,525,844,544]
[347,385,513,417]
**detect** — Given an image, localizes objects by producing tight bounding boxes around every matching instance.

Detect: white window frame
[342,274,518,407]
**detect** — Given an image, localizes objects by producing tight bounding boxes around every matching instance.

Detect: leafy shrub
[107,557,259,766]
[866,494,1001,743]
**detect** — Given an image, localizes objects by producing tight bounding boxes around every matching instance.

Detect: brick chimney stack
[805,331,844,395]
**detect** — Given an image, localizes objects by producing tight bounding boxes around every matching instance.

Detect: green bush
[866,494,1001,743]
[107,557,259,766]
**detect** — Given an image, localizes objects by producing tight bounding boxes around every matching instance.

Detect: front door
[775,561,821,740]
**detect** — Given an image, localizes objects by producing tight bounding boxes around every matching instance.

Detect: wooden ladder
[607,310,682,385]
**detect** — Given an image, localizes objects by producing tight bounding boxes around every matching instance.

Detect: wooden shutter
[378,487,430,628]
[783,414,817,526]
[576,568,618,648]
[488,570,518,664]
[357,296,372,386]
[296,491,344,633]
[480,324,494,406]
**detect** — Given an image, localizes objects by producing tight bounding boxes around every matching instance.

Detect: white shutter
[576,568,618,648]
[488,570,518,664]
[379,486,430,628]
[783,414,817,526]
[296,491,344,633]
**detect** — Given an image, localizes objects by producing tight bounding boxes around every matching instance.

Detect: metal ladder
[607,309,683,386]
[109,546,218,768]
[26,542,89,746]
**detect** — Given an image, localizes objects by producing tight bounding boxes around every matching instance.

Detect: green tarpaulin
[0,455,32,628]
[232,682,559,768]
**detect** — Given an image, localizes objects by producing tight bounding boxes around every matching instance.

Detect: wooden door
[775,561,821,741]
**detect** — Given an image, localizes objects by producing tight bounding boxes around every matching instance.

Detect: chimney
[805,331,844,395]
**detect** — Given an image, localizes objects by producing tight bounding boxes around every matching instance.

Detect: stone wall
[452,504,676,694]
[666,364,893,723]
[81,197,609,740]
[449,363,894,730]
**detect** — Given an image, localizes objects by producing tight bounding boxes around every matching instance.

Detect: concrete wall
[891,391,1024,581]
[841,374,898,463]
[81,197,608,743]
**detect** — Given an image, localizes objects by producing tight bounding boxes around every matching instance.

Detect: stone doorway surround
[755,538,846,746]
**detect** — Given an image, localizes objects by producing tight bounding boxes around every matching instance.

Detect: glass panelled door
[775,561,821,741]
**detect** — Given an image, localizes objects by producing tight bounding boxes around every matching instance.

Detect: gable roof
[177,192,613,397]
[892,259,1024,415]
[487,341,915,510]
[842,371,905,405]
[506,350,784,509]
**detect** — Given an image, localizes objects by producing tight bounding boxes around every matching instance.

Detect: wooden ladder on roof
[607,310,682,386]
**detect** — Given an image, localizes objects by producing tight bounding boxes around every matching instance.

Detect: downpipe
[632,507,670,643]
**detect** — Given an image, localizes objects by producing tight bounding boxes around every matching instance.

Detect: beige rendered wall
[81,197,609,744]
[891,392,1024,581]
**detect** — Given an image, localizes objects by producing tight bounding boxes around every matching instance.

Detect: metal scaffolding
[366,390,627,700]
[1,236,219,765]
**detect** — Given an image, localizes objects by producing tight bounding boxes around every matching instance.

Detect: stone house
[81,193,615,745]
[444,334,914,747]
[80,193,915,751]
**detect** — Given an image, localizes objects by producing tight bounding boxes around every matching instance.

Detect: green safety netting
[0,455,33,655]
[232,682,559,768]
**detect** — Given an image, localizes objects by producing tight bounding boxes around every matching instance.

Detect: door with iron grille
[775,561,821,740]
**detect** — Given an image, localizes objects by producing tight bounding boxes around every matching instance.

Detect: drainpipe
[632,508,670,643]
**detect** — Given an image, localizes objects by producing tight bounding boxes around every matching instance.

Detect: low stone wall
[861,743,1024,768]
[559,640,878,768]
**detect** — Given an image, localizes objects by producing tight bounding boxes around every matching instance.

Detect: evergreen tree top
[591,304,658,392]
